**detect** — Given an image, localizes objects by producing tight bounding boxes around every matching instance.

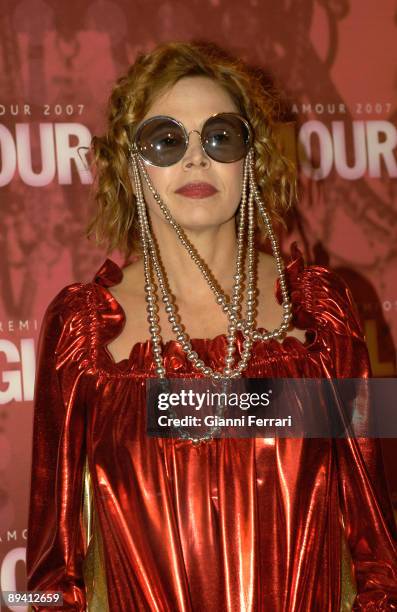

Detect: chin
[174,209,232,232]
[147,197,237,234]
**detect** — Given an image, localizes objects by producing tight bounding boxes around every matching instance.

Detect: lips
[175,182,218,198]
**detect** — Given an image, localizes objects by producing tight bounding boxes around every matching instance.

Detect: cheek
[223,161,245,206]
[145,165,165,187]
[139,165,170,209]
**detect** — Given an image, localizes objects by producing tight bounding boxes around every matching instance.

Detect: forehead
[143,76,239,123]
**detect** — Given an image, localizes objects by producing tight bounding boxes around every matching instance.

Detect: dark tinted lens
[135,117,186,166]
[202,114,250,162]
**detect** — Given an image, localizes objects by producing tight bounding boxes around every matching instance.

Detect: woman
[26,41,397,611]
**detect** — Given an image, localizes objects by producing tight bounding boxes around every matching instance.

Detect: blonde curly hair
[87,40,297,259]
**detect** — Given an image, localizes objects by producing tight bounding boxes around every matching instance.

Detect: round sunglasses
[131,112,253,167]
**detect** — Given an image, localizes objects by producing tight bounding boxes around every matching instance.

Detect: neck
[143,216,239,303]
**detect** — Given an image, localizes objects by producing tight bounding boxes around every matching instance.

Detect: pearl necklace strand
[128,146,293,381]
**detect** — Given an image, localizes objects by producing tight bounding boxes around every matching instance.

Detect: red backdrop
[0,1,396,607]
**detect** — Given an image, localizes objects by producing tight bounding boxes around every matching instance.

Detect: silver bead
[148,303,159,314]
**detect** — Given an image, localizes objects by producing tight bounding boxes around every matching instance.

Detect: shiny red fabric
[27,242,397,611]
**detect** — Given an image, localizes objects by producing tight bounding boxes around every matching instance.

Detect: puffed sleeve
[304,265,397,610]
[26,284,89,611]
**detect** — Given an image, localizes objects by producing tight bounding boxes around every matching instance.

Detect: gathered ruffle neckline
[91,241,320,371]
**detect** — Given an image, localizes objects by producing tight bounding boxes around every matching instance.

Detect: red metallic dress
[26,242,397,611]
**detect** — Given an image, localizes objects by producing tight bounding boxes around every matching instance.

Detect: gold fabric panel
[82,457,109,612]
[340,517,357,611]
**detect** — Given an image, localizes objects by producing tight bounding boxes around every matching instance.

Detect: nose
[182,129,210,169]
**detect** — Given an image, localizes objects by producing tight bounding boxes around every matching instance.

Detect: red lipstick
[175,182,218,199]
